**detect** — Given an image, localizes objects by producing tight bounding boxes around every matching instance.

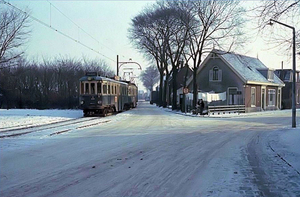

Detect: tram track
[0,117,111,138]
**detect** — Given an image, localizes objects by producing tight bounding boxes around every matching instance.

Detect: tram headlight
[97,100,102,104]
[80,100,84,105]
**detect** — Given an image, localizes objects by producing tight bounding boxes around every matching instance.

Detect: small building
[168,64,193,109]
[187,49,285,112]
[274,69,300,109]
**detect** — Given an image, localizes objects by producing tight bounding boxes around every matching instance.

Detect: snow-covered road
[1,102,300,196]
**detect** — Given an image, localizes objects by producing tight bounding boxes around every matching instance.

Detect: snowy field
[0,109,83,129]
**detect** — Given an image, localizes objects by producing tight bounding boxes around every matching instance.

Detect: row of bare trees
[129,0,246,109]
[0,58,114,109]
[0,4,114,109]
[139,65,160,93]
[129,0,300,110]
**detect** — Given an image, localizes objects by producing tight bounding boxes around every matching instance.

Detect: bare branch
[0,4,31,67]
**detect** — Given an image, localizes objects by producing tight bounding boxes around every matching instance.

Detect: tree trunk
[162,76,168,107]
[193,68,198,109]
[159,73,164,106]
[172,67,178,110]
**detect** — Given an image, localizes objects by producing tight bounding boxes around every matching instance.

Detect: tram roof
[79,75,128,85]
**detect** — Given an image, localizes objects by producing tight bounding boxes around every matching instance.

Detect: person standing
[198,99,205,115]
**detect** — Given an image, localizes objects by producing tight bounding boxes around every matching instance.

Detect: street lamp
[116,55,142,77]
[269,19,296,128]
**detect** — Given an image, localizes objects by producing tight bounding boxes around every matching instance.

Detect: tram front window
[85,83,89,94]
[91,83,95,94]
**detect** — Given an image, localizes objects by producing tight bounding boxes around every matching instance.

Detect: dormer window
[268,70,274,81]
[209,66,222,82]
[257,68,275,82]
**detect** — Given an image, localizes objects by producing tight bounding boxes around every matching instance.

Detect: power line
[1,0,116,62]
[46,0,118,55]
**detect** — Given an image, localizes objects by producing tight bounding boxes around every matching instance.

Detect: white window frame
[268,70,274,81]
[261,86,266,110]
[278,88,281,109]
[268,89,276,107]
[251,87,256,107]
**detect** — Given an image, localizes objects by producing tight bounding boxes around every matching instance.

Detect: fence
[208,105,245,115]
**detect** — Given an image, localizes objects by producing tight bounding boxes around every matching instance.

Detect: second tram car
[79,72,138,117]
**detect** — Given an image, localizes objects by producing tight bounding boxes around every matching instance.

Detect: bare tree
[255,0,300,57]
[129,5,170,107]
[177,0,245,108]
[140,65,159,92]
[129,0,244,109]
[256,0,300,25]
[0,3,30,66]
[129,3,196,108]
[156,2,196,110]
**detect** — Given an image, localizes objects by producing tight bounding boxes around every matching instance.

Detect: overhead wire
[1,0,116,62]
[46,0,119,56]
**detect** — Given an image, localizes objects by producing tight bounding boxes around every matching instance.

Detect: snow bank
[0,109,83,129]
[274,127,300,172]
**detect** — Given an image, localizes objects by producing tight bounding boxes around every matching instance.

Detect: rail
[208,105,245,115]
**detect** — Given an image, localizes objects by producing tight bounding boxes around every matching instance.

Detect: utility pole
[117,55,119,76]
[269,19,296,128]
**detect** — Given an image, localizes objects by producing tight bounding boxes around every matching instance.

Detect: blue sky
[4,0,296,77]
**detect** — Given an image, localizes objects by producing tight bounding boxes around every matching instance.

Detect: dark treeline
[0,57,114,109]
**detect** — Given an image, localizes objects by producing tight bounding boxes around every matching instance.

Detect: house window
[209,66,222,82]
[268,70,274,81]
[268,89,276,106]
[251,87,256,107]
[213,67,219,80]
[278,89,281,108]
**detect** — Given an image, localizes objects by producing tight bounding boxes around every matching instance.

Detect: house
[186,49,285,112]
[167,64,193,109]
[274,69,300,109]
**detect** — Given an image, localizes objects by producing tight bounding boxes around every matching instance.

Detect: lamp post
[269,19,296,128]
[116,55,142,77]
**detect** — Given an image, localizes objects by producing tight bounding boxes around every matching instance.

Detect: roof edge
[246,81,285,87]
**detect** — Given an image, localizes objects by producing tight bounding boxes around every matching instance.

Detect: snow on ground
[1,105,300,196]
[0,109,83,129]
[1,107,299,174]
[269,127,300,174]
[163,107,300,174]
